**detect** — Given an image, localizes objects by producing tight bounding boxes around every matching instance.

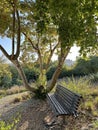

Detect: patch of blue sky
[0,37,12,55]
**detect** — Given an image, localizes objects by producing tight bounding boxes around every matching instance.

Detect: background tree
[0,56,12,88]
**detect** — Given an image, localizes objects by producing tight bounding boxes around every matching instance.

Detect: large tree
[0,0,98,95]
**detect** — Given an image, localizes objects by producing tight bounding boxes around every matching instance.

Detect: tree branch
[0,45,11,60]
[23,32,38,50]
[15,9,21,59]
[46,41,59,70]
[12,1,16,57]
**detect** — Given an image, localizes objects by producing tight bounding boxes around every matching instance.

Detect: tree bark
[12,59,36,92]
[47,47,70,92]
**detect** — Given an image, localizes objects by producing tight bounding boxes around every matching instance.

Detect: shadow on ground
[0,96,65,130]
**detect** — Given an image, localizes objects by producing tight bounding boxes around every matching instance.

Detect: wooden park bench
[47,84,82,122]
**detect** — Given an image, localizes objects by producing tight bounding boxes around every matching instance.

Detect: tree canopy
[0,0,98,94]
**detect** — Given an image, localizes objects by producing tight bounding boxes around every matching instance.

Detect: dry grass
[0,85,27,99]
[6,85,26,95]
[12,92,31,104]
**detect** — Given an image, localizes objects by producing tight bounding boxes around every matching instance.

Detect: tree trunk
[12,59,35,92]
[47,48,70,92]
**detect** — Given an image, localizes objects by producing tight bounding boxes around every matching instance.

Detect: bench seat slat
[47,93,68,116]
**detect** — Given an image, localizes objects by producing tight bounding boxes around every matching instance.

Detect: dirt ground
[0,92,97,130]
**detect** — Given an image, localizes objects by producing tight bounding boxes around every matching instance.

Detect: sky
[66,45,80,61]
[0,37,12,55]
[0,37,80,61]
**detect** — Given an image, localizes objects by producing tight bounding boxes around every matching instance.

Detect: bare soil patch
[0,93,97,130]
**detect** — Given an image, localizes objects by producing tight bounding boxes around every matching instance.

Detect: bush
[9,65,22,86]
[0,113,21,130]
[23,66,39,82]
[46,66,57,80]
[89,72,98,83]
[0,64,12,88]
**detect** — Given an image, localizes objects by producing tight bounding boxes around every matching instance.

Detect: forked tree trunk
[12,59,35,92]
[47,48,70,92]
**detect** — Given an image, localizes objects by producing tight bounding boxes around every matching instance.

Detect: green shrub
[0,121,14,130]
[46,66,56,80]
[93,120,98,129]
[23,66,39,82]
[0,64,12,88]
[89,72,98,83]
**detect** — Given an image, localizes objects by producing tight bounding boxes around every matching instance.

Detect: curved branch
[47,47,71,92]
[23,32,38,50]
[0,45,11,60]
[46,42,59,70]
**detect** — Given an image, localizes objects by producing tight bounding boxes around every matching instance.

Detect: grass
[60,76,98,97]
[0,85,26,99]
[93,120,98,129]
[60,76,98,119]
[0,113,21,130]
[12,92,31,104]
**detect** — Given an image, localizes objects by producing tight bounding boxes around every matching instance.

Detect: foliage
[89,72,98,83]
[73,56,98,76]
[0,64,12,88]
[60,76,91,97]
[0,121,14,130]
[34,86,47,100]
[0,0,98,93]
[23,65,39,82]
[46,56,98,79]
[9,65,22,86]
[0,0,12,37]
[46,65,57,80]
[0,113,21,130]
[49,0,98,51]
[93,120,98,129]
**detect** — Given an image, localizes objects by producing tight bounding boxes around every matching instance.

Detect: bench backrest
[54,85,82,116]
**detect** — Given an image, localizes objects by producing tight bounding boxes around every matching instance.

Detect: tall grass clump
[0,89,6,99]
[60,76,91,97]
[6,85,26,95]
